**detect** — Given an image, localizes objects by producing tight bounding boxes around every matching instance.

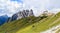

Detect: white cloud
[49,8,60,14]
[0,0,60,17]
[22,0,50,16]
[22,0,60,16]
[0,0,23,17]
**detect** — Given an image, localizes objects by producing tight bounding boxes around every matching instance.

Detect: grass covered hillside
[0,12,60,33]
[16,12,60,33]
[0,16,46,33]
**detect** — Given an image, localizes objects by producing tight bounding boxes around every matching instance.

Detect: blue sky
[0,0,60,17]
[10,0,23,3]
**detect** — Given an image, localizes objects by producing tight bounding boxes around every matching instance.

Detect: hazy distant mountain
[0,15,9,25]
[0,9,34,25]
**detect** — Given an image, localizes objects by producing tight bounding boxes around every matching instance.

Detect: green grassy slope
[16,12,60,33]
[0,16,44,33]
[0,12,60,33]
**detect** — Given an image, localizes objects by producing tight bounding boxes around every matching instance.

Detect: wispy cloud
[0,0,23,17]
[22,0,50,16]
[22,0,60,16]
[0,0,60,17]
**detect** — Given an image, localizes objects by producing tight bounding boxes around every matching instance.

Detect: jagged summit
[17,9,34,19]
[10,9,34,21]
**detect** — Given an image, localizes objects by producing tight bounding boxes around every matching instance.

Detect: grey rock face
[17,9,34,20]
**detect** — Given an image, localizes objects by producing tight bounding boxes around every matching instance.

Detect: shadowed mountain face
[11,14,18,21]
[0,9,34,25]
[10,9,34,21]
[0,15,9,25]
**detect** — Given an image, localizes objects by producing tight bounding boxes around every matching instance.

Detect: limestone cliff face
[11,9,34,20]
[17,9,34,20]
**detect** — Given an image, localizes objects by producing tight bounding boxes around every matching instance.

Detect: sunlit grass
[0,12,60,33]
[16,12,60,33]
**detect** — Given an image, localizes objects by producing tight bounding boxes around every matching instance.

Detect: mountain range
[0,9,34,25]
[0,15,9,25]
[0,12,60,33]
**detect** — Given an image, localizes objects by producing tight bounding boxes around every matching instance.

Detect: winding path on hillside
[49,17,60,26]
[41,25,60,33]
[41,17,60,33]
